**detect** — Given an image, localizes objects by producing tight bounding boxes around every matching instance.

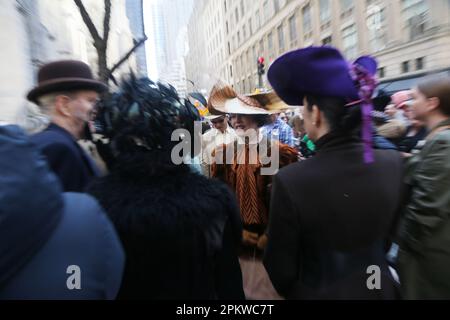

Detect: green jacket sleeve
[399,135,450,253]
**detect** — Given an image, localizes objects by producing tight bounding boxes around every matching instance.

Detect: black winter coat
[31,123,100,192]
[264,132,403,300]
[87,156,244,300]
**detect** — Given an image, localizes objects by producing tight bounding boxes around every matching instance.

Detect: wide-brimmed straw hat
[207,84,290,115]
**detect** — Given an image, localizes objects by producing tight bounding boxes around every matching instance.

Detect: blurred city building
[149,0,194,98]
[125,0,148,76]
[0,0,140,125]
[185,0,228,95]
[185,0,450,95]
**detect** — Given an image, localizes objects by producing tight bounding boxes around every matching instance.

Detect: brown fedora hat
[27,60,108,104]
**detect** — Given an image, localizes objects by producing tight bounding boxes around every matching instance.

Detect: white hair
[37,91,76,116]
[19,102,50,134]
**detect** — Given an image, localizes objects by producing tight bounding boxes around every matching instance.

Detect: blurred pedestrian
[392,96,427,155]
[0,125,124,300]
[27,60,106,192]
[88,76,244,300]
[397,76,450,299]
[202,114,237,177]
[261,112,295,147]
[264,47,403,299]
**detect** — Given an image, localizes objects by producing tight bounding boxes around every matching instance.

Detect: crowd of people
[1,45,450,300]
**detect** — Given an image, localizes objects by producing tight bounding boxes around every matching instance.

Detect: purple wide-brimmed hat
[268,47,361,106]
[268,46,379,163]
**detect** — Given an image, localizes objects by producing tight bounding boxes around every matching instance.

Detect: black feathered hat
[95,75,200,159]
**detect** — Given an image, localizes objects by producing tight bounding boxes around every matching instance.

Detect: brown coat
[212,139,298,233]
[264,132,403,300]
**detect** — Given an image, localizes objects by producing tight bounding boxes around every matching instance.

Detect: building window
[289,14,298,43]
[322,35,332,45]
[268,32,274,52]
[230,65,233,77]
[368,6,387,52]
[228,42,231,54]
[274,0,280,13]
[263,1,271,22]
[249,18,253,36]
[259,39,264,56]
[402,0,429,40]
[237,31,241,46]
[342,24,358,59]
[319,0,331,23]
[240,0,245,17]
[256,10,261,28]
[378,67,385,78]
[243,25,247,40]
[226,21,229,34]
[302,3,312,34]
[402,61,410,73]
[235,7,239,23]
[340,0,354,14]
[278,25,285,51]
[416,57,424,70]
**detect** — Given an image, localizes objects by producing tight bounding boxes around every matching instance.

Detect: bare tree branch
[108,36,148,76]
[73,0,102,45]
[103,0,112,45]
[74,0,112,84]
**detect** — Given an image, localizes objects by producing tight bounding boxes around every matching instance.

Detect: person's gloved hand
[242,230,259,247]
[257,234,269,251]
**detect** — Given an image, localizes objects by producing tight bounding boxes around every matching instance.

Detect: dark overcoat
[264,132,403,300]
[87,157,245,300]
[31,123,100,192]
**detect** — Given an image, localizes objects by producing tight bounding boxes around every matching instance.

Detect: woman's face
[410,87,432,121]
[230,114,259,132]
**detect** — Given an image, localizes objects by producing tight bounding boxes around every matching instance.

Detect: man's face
[65,90,99,138]
[211,116,227,132]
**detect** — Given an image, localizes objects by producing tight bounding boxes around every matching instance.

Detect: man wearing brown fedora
[27,60,107,192]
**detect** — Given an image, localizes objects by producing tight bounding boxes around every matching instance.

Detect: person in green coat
[397,76,450,299]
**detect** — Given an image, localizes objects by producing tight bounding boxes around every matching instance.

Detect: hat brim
[211,98,271,115]
[204,115,225,121]
[27,78,108,104]
[247,91,293,112]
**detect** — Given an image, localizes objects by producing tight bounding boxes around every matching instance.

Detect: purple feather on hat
[349,55,379,164]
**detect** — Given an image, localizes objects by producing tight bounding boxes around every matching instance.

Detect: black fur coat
[87,153,244,300]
